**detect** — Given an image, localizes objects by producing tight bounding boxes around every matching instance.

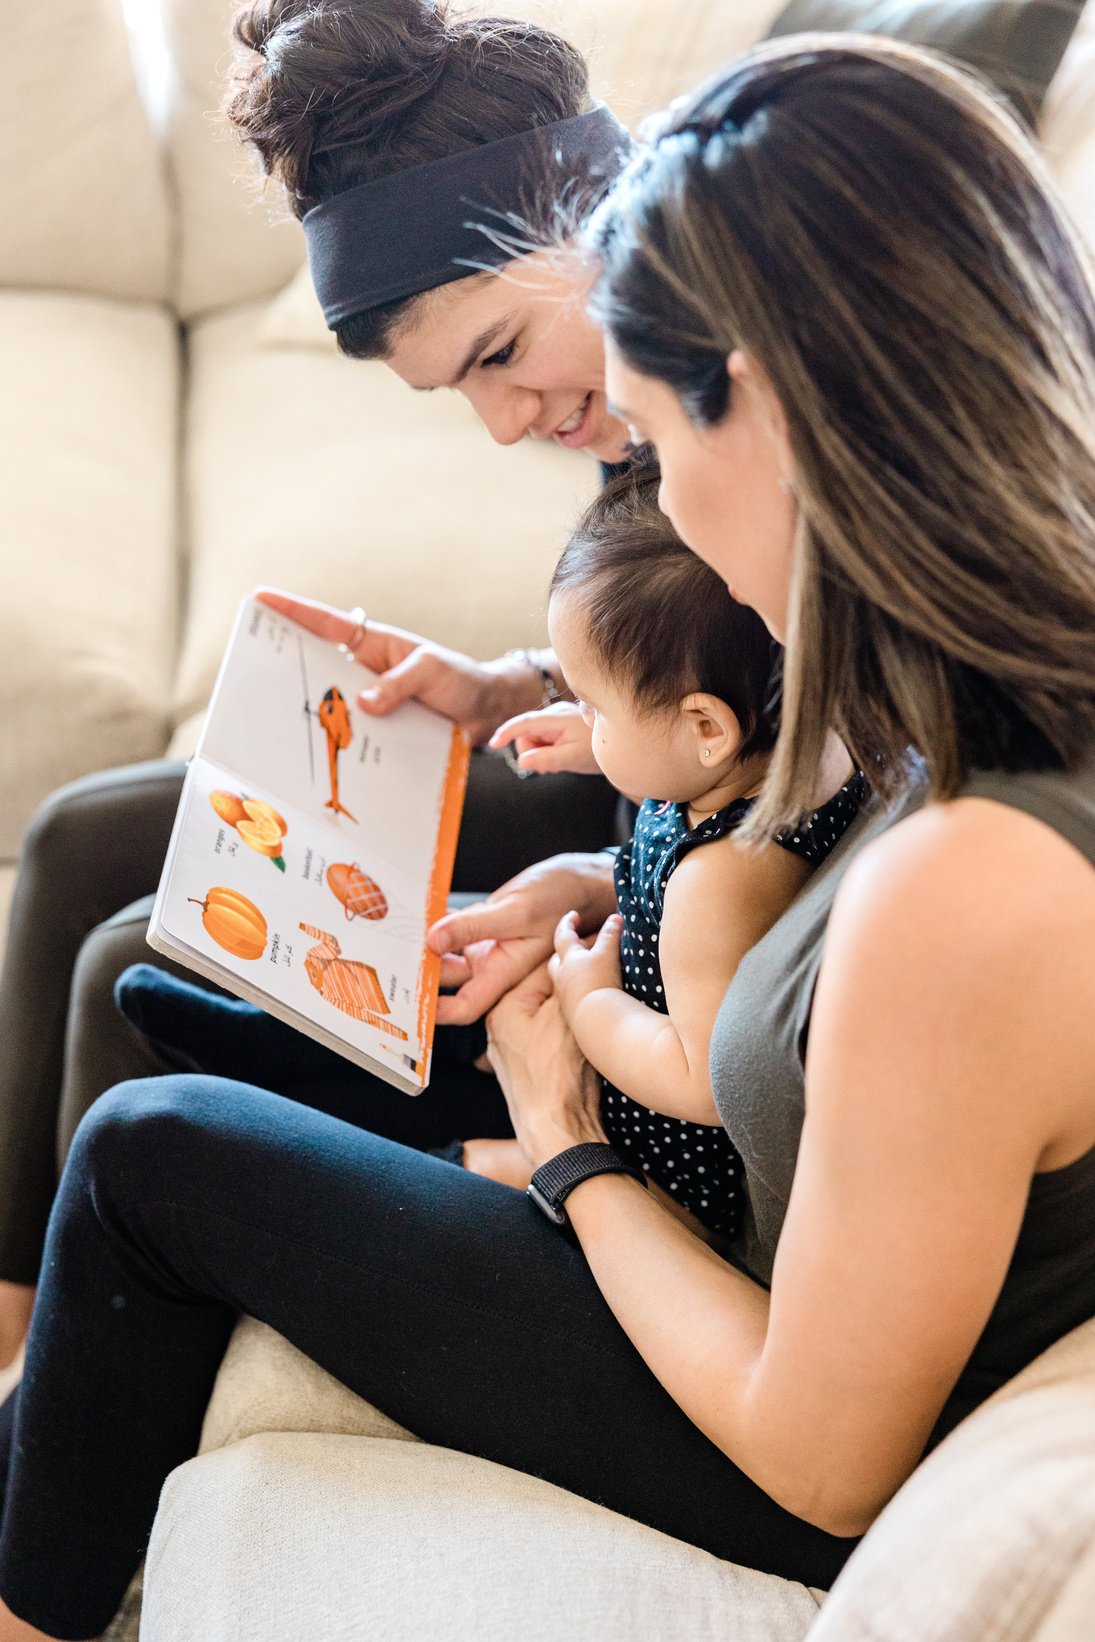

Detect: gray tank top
[711,754,1095,1441]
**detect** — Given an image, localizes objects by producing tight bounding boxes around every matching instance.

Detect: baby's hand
[489,702,599,776]
[550,910,624,1021]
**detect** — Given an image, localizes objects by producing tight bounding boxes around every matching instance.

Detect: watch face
[527,1180,567,1225]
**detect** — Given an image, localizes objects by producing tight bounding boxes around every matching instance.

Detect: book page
[155,597,467,1087]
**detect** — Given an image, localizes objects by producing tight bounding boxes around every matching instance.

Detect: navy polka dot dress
[601,773,867,1238]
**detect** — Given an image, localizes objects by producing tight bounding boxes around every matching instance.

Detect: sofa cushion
[198,1317,416,1453]
[0,0,170,301]
[1039,0,1095,251]
[514,1,791,125]
[766,0,1086,123]
[1033,1531,1095,1642]
[0,292,178,858]
[173,298,596,732]
[187,1311,1095,1642]
[159,0,306,320]
[807,1313,1095,1642]
[145,1430,822,1642]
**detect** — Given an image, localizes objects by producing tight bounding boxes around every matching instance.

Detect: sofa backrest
[0,0,171,302]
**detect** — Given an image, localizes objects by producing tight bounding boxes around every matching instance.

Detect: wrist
[565,855,618,931]
[522,1074,606,1171]
[482,654,549,726]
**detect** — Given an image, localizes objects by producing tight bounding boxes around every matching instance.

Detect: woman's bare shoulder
[814,790,1095,1163]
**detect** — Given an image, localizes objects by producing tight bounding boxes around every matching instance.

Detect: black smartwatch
[527,1143,647,1226]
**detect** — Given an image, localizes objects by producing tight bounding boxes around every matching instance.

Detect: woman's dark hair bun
[228,0,591,219]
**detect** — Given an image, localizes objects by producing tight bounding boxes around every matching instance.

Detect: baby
[477,466,865,1241]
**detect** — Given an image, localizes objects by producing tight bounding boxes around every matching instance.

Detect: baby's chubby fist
[549,909,624,1020]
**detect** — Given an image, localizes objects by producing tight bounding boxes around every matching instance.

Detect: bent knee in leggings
[66,1074,250,1191]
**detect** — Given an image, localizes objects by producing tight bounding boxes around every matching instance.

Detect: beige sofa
[3,2,1095,1638]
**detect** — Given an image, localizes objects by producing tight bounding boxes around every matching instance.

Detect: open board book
[149,594,469,1093]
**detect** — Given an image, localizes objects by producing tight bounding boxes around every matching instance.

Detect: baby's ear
[681,692,742,762]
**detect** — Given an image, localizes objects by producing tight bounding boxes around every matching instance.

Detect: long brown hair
[590,36,1095,834]
[227,0,591,358]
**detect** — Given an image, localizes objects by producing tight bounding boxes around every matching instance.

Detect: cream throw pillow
[809,1315,1095,1642]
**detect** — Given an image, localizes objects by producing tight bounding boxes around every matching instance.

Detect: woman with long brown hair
[3,31,1095,1642]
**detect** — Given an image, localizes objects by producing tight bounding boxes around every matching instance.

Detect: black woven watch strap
[528,1143,647,1225]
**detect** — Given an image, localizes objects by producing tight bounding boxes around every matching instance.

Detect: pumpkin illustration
[327,861,388,921]
[189,887,268,960]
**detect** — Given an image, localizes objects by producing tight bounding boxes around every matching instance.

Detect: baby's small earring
[703,748,711,758]
[777,476,793,495]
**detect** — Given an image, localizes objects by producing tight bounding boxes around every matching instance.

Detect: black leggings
[0,1066,854,1638]
[0,753,622,1283]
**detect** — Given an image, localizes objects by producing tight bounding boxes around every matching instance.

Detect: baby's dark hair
[552,466,780,762]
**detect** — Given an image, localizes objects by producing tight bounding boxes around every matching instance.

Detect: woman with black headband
[0,0,654,1373]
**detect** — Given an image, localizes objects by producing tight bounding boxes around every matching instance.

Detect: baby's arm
[556,835,811,1123]
[488,702,600,776]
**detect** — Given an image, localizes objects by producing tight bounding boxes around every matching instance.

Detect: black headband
[303,104,632,329]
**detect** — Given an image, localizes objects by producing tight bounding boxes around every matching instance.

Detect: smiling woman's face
[383,250,633,464]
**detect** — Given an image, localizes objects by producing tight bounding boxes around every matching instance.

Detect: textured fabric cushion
[198,1318,416,1453]
[766,0,1086,123]
[161,0,305,319]
[505,1,791,125]
[808,1314,1095,1642]
[0,0,169,300]
[1032,1532,1095,1642]
[172,298,595,730]
[1039,0,1095,250]
[145,1431,821,1642]
[0,292,177,858]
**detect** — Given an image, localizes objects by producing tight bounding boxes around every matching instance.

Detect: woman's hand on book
[488,703,600,775]
[257,589,551,745]
[429,852,617,1024]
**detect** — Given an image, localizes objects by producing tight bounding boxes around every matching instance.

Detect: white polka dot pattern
[601,774,867,1238]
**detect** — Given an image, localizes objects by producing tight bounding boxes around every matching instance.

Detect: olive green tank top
[711,754,1095,1442]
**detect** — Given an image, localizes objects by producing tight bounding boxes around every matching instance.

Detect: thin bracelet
[504,647,563,709]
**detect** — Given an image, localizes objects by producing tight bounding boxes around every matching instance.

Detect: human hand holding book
[148,590,469,1093]
[257,588,558,746]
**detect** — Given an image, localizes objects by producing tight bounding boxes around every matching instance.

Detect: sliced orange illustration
[242,799,288,836]
[238,816,285,858]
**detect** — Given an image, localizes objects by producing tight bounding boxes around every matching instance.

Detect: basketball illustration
[326,861,389,922]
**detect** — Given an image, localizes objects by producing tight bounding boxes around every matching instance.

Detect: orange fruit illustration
[210,792,289,870]
[210,790,248,828]
[242,799,287,836]
[188,887,268,960]
[327,862,388,921]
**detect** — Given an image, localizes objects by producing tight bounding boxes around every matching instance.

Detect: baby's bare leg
[461,1137,533,1190]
